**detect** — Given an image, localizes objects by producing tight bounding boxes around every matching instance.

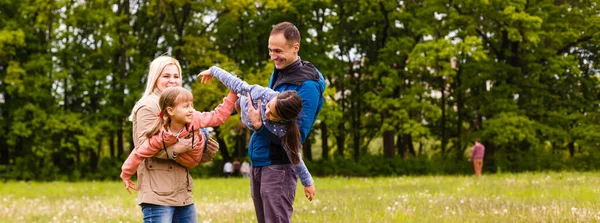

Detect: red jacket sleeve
[191,91,238,128]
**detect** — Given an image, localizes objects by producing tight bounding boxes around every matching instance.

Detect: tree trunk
[568,141,575,158]
[303,138,313,161]
[440,76,447,156]
[117,126,124,157]
[90,137,100,172]
[116,0,128,159]
[0,135,8,164]
[455,65,463,159]
[396,134,406,159]
[215,127,230,161]
[383,130,395,158]
[109,133,116,157]
[405,134,416,157]
[382,109,395,158]
[320,122,329,160]
[336,123,345,157]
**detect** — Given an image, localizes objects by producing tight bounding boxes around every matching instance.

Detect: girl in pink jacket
[121,86,238,193]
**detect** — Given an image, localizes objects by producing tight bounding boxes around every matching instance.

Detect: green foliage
[2,0,600,180]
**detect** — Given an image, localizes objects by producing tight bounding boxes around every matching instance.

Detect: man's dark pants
[250,164,298,223]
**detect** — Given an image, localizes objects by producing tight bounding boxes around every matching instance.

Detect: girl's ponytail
[275,90,303,165]
[283,120,301,165]
[146,113,168,139]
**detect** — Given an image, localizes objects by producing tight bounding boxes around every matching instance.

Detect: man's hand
[200,137,219,163]
[468,157,472,162]
[247,93,263,129]
[123,178,137,194]
[304,185,316,201]
[197,69,213,84]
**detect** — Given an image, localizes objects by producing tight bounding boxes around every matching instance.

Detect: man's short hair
[475,138,480,143]
[270,22,300,45]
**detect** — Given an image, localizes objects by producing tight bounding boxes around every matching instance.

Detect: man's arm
[296,81,322,143]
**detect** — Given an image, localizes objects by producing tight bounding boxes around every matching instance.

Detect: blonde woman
[127,56,218,222]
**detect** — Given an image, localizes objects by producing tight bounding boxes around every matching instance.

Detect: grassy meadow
[1,172,599,222]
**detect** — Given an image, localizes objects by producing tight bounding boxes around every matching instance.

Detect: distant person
[240,160,250,178]
[468,138,485,178]
[232,159,241,176]
[223,161,233,177]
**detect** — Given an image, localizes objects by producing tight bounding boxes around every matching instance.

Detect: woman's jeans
[141,203,198,223]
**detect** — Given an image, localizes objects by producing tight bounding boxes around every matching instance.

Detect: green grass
[1,172,599,222]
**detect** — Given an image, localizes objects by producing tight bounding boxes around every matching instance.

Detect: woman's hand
[247,93,263,129]
[122,178,138,194]
[197,69,213,84]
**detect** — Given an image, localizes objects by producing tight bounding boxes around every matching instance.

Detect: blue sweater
[209,66,315,186]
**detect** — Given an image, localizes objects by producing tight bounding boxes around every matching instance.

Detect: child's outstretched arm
[199,66,277,97]
[120,130,178,193]
[191,91,238,128]
[289,152,316,201]
[199,66,251,94]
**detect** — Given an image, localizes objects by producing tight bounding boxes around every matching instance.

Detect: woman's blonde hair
[129,56,182,121]
[146,86,194,138]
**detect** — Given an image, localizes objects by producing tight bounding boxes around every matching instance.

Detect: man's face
[268,33,299,69]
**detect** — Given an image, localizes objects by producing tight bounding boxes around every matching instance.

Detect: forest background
[2,0,600,180]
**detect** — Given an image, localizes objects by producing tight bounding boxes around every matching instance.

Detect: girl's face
[155,64,182,94]
[265,97,282,122]
[167,98,194,125]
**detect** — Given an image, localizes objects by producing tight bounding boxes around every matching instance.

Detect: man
[247,21,326,223]
[468,138,486,178]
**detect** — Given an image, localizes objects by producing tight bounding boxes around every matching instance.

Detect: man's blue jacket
[248,58,326,166]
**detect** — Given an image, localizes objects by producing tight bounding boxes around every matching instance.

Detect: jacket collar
[272,57,320,89]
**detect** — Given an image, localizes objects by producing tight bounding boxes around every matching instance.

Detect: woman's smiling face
[155,64,182,94]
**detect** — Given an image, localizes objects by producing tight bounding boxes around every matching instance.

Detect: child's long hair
[275,90,303,165]
[146,87,193,139]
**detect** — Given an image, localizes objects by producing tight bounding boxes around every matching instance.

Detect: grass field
[1,172,599,222]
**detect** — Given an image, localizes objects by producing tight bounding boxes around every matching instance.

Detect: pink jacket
[121,92,237,180]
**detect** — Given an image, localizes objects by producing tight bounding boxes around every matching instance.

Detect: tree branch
[556,36,592,55]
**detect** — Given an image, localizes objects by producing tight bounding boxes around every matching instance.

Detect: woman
[128,56,216,222]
